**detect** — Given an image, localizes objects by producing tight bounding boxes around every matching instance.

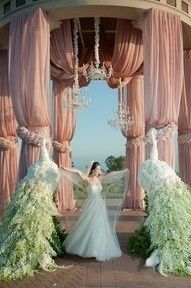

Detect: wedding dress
[63,169,128,261]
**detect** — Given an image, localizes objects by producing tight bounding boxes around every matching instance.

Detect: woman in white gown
[61,162,128,261]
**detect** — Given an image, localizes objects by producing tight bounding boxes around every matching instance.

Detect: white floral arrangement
[0,140,63,281]
[138,128,191,276]
[0,180,57,281]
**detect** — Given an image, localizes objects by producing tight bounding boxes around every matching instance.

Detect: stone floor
[0,210,190,288]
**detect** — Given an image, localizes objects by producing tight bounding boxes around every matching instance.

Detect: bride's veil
[60,163,129,233]
[101,169,129,231]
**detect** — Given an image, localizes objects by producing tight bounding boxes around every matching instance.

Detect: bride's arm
[61,166,89,183]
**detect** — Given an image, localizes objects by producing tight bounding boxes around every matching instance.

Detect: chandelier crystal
[83,17,113,81]
[62,18,91,111]
[107,79,133,130]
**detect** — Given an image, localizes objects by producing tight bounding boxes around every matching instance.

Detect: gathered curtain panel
[50,20,78,211]
[178,50,191,185]
[108,19,144,209]
[121,73,145,210]
[108,19,143,88]
[0,50,18,215]
[53,83,76,211]
[143,8,184,167]
[9,8,51,179]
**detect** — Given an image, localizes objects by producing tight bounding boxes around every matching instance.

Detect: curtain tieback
[144,124,177,143]
[0,136,17,150]
[52,140,71,153]
[16,126,49,146]
[178,132,191,145]
[126,136,144,149]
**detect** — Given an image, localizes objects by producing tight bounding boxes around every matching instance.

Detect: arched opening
[72,81,125,171]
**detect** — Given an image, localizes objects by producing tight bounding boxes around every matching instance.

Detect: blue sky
[71,81,126,170]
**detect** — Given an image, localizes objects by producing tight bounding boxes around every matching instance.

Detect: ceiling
[0,16,191,50]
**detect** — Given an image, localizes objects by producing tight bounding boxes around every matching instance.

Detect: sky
[71,81,126,170]
[70,80,179,172]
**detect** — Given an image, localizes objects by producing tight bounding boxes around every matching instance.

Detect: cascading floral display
[137,129,191,276]
[0,139,64,281]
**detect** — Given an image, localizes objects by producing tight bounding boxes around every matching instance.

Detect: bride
[61,162,128,261]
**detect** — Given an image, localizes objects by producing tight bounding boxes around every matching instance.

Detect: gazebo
[0,0,191,214]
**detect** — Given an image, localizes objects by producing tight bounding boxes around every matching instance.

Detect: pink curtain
[51,20,74,85]
[0,50,18,215]
[122,73,145,210]
[9,8,50,178]
[143,8,184,167]
[108,19,143,88]
[53,84,76,211]
[50,20,77,211]
[107,19,144,209]
[178,50,191,185]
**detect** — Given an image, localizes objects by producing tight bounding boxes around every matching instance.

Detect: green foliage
[127,226,152,259]
[73,178,125,199]
[51,216,67,257]
[127,193,151,259]
[73,184,88,199]
[105,155,125,172]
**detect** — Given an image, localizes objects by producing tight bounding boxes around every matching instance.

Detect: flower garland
[125,124,177,150]
[144,124,177,144]
[73,18,80,94]
[83,18,112,80]
[94,17,100,68]
[0,137,16,150]
[16,126,43,146]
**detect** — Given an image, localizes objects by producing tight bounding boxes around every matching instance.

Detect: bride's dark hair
[89,162,100,175]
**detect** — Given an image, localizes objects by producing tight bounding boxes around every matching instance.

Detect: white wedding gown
[63,183,122,261]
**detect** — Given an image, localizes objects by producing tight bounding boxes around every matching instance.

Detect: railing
[0,0,191,26]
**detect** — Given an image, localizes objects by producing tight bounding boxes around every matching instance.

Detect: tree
[105,155,125,172]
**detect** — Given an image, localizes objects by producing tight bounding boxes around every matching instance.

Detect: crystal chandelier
[83,17,113,81]
[62,18,91,111]
[107,78,133,130]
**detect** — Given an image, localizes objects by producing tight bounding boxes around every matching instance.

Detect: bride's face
[93,165,102,177]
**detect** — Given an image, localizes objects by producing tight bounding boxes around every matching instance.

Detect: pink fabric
[51,20,78,211]
[178,50,191,185]
[122,74,145,210]
[50,20,74,84]
[0,50,18,215]
[50,20,89,87]
[108,19,143,209]
[143,8,184,167]
[53,83,76,211]
[9,8,50,178]
[108,19,143,88]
